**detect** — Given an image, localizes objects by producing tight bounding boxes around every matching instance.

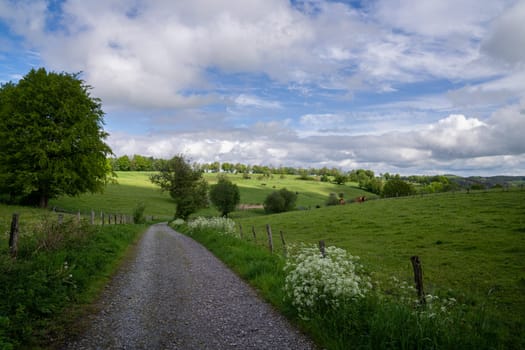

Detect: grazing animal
[355,196,366,203]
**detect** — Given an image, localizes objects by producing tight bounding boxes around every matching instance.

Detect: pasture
[235,189,525,342]
[2,171,524,348]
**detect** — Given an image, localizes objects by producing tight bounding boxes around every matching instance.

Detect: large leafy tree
[209,175,240,217]
[0,68,113,208]
[149,155,208,219]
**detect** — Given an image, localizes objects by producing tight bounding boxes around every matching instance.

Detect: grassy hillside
[49,172,175,220]
[236,189,525,336]
[2,172,524,348]
[48,172,373,219]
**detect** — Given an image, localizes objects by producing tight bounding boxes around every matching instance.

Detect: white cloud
[234,94,281,109]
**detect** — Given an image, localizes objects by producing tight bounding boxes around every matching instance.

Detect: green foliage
[360,177,383,195]
[0,68,113,208]
[284,244,371,319]
[333,173,348,185]
[0,218,144,348]
[382,178,416,197]
[326,192,340,206]
[132,202,146,224]
[209,176,241,217]
[264,188,298,213]
[149,155,208,220]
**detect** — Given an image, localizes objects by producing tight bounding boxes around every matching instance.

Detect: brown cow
[355,196,366,203]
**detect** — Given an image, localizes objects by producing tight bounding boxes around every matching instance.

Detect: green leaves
[0,68,113,207]
[150,155,208,219]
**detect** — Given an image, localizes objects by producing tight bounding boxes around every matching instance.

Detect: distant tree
[333,173,348,185]
[116,155,131,171]
[130,154,152,171]
[263,188,297,213]
[149,155,208,219]
[382,179,416,198]
[209,175,240,217]
[362,177,383,195]
[209,161,220,173]
[0,68,113,207]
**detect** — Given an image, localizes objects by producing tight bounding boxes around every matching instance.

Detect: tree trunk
[39,194,49,208]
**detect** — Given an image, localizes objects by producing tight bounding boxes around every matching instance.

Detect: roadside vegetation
[0,207,145,349]
[173,188,525,349]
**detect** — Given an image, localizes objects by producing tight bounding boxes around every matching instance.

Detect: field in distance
[48,171,374,219]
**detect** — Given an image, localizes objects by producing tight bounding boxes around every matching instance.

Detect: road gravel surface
[63,223,316,349]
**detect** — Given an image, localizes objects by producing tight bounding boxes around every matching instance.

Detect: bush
[132,202,146,224]
[209,176,240,217]
[283,244,371,319]
[187,216,237,236]
[382,179,416,197]
[326,193,339,206]
[263,188,297,213]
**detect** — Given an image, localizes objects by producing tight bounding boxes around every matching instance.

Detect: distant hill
[446,175,525,189]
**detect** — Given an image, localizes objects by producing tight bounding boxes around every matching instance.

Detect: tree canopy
[0,68,113,207]
[149,155,208,219]
[263,188,298,214]
[209,175,240,217]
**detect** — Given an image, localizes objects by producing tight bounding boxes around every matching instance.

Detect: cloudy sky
[1,0,525,176]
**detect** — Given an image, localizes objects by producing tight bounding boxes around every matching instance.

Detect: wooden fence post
[410,255,426,305]
[319,240,326,258]
[239,224,243,239]
[101,212,105,226]
[266,224,274,253]
[252,225,257,243]
[77,211,81,223]
[58,214,63,225]
[9,213,19,258]
[91,210,95,225]
[280,230,287,256]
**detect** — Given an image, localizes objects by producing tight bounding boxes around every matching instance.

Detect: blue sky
[1,0,525,175]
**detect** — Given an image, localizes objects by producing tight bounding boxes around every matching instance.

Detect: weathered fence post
[410,255,426,305]
[252,225,257,243]
[91,210,95,225]
[77,211,81,223]
[239,224,243,239]
[101,212,105,226]
[9,213,19,258]
[58,214,63,225]
[266,224,274,253]
[319,240,326,258]
[280,230,287,256]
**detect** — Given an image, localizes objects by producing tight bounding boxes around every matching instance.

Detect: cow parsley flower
[283,244,371,319]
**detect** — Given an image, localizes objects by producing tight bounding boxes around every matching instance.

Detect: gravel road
[63,223,316,349]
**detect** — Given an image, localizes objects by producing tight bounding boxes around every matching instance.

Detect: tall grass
[0,216,146,349]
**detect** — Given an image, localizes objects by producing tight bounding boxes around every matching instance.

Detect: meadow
[1,171,524,348]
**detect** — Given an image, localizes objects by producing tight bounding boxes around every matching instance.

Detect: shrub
[187,216,237,236]
[283,244,371,319]
[132,202,146,224]
[326,193,339,206]
[209,176,240,217]
[263,188,297,213]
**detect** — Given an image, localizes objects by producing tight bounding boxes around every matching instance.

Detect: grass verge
[0,218,146,349]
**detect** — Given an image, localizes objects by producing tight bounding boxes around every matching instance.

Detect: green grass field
[2,172,524,348]
[235,189,525,338]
